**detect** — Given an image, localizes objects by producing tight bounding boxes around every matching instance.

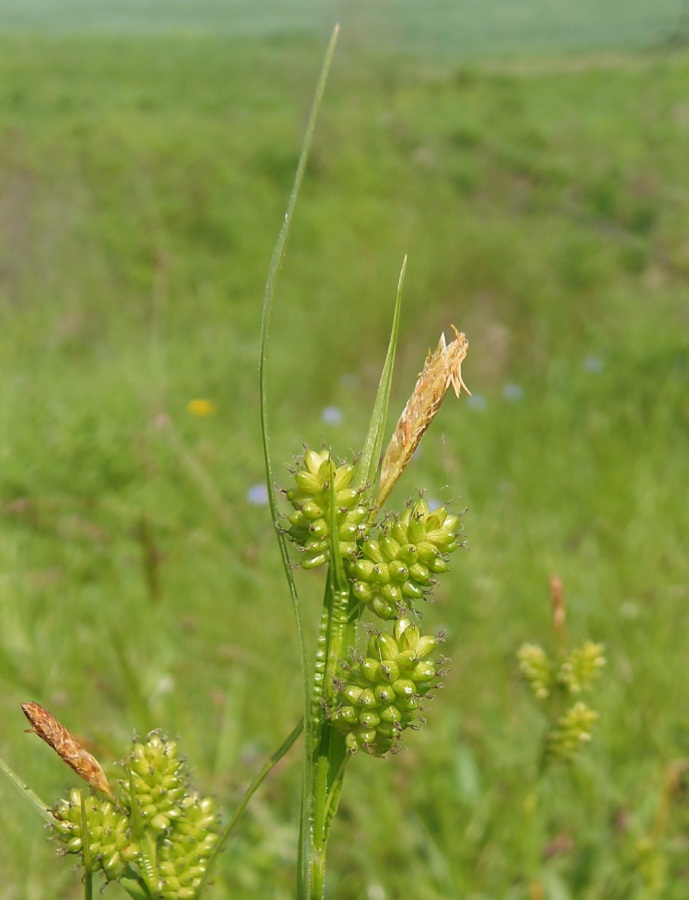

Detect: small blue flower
[247,483,269,506]
[583,355,604,373]
[322,406,344,425]
[502,383,523,401]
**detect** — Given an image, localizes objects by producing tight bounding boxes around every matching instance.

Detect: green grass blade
[256,26,339,899]
[353,255,406,497]
[0,755,53,826]
[258,22,339,637]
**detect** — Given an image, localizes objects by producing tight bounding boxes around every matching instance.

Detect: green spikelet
[284,448,370,569]
[349,498,462,619]
[517,643,556,699]
[544,701,599,765]
[49,731,218,896]
[329,617,443,755]
[157,794,219,898]
[518,636,606,770]
[557,641,606,694]
[52,789,138,881]
[128,733,187,834]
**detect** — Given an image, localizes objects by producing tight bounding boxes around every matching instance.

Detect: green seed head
[284,448,371,569]
[329,619,443,756]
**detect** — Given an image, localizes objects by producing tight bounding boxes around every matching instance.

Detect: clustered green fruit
[52,790,138,881]
[518,640,606,768]
[544,701,599,765]
[51,732,218,897]
[129,733,187,834]
[284,448,463,755]
[350,498,461,619]
[284,449,370,569]
[156,795,218,899]
[518,641,606,701]
[329,618,444,755]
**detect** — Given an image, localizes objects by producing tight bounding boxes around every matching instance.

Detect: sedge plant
[517,574,606,896]
[0,26,472,898]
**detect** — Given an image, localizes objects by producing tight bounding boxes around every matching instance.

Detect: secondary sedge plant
[518,575,606,897]
[0,27,471,898]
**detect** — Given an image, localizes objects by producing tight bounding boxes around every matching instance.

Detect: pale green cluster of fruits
[330,617,445,755]
[284,448,462,756]
[518,640,606,766]
[52,732,218,898]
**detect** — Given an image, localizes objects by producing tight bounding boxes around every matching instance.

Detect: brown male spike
[22,701,114,800]
[377,326,470,507]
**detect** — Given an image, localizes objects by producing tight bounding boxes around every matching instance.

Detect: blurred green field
[0,0,686,60]
[1,9,689,900]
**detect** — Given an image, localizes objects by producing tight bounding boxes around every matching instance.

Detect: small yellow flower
[187,399,216,417]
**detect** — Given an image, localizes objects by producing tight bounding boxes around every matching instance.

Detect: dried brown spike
[377,326,470,507]
[21,702,114,799]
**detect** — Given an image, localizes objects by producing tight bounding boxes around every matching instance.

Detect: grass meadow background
[1,2,689,897]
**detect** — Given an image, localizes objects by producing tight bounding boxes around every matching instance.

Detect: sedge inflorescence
[283,447,463,756]
[284,448,370,569]
[330,617,445,755]
[51,731,218,897]
[518,639,606,767]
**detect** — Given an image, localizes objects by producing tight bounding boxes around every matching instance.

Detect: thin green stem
[80,792,94,900]
[0,755,53,827]
[304,472,355,898]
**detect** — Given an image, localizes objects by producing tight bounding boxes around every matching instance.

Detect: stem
[304,466,357,897]
[80,792,94,900]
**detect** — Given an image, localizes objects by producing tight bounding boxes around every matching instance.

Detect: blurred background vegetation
[1,2,689,897]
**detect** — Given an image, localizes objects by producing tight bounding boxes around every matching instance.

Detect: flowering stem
[80,792,94,900]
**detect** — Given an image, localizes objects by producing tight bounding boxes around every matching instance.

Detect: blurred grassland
[1,13,689,900]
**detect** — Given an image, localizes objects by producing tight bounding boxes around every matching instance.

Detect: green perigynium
[51,731,218,897]
[156,795,219,898]
[544,701,599,765]
[330,617,444,755]
[519,631,606,769]
[284,448,371,569]
[53,789,138,880]
[350,498,462,620]
[518,643,555,699]
[128,733,187,834]
[557,641,606,694]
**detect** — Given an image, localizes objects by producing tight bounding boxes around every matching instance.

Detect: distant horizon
[0,0,683,63]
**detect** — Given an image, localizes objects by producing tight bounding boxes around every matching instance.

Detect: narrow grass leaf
[354,255,406,497]
[0,755,53,826]
[255,26,339,899]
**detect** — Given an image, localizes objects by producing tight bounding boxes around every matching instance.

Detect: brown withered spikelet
[377,326,470,507]
[21,701,114,799]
